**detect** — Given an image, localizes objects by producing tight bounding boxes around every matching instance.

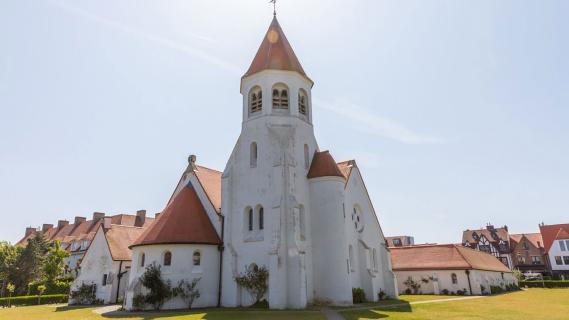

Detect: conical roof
[307,151,345,179]
[130,183,220,248]
[243,16,308,79]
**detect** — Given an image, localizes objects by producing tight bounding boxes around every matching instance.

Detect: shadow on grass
[55,305,95,312]
[340,302,413,320]
[96,307,325,320]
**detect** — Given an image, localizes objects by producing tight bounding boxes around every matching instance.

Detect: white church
[120,16,397,310]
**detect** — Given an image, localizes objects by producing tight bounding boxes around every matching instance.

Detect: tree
[37,285,46,305]
[0,242,22,297]
[139,263,172,310]
[43,241,69,283]
[173,278,201,309]
[6,283,15,307]
[14,232,49,295]
[235,265,269,305]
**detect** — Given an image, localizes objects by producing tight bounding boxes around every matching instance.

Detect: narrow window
[249,87,262,114]
[298,89,308,116]
[348,245,355,272]
[299,205,306,241]
[272,85,289,110]
[140,253,145,267]
[259,207,264,230]
[560,240,567,251]
[102,274,108,286]
[564,256,569,265]
[280,90,289,108]
[193,251,201,266]
[250,142,258,168]
[451,273,458,284]
[248,208,254,231]
[164,251,172,266]
[272,89,280,108]
[304,144,309,169]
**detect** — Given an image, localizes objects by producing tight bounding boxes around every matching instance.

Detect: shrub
[480,285,486,294]
[490,285,503,294]
[441,289,449,295]
[403,277,421,294]
[172,278,201,309]
[519,280,569,288]
[352,288,366,304]
[139,263,172,310]
[69,283,97,305]
[132,294,146,311]
[378,290,387,301]
[235,265,269,305]
[0,294,68,307]
[404,288,412,295]
[28,279,71,295]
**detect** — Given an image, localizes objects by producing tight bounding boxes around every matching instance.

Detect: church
[124,15,397,310]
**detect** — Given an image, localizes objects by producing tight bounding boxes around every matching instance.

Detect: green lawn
[341,289,569,320]
[0,289,567,320]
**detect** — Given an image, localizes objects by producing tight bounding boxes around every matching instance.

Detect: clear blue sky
[1,0,568,244]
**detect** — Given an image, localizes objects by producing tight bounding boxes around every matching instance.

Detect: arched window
[140,253,145,267]
[249,86,262,114]
[163,251,172,266]
[298,89,308,116]
[272,84,289,110]
[250,142,258,168]
[248,263,259,272]
[348,245,355,272]
[193,250,201,266]
[258,206,264,230]
[299,205,306,241]
[304,144,309,169]
[451,273,458,284]
[248,208,254,231]
[353,206,364,233]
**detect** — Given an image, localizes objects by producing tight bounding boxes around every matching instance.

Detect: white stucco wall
[547,240,569,272]
[125,244,220,310]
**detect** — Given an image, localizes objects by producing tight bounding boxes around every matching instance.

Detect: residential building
[386,236,415,247]
[391,244,516,296]
[539,223,569,280]
[462,224,512,268]
[509,233,547,275]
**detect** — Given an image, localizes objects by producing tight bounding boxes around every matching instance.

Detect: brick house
[509,233,547,274]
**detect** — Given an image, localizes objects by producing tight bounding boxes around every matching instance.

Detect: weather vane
[269,0,277,16]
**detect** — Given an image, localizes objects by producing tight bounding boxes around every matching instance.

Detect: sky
[1,0,568,245]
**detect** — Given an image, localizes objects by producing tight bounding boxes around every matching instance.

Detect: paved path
[92,304,122,315]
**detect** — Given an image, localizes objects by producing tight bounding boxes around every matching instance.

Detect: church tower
[221,16,319,309]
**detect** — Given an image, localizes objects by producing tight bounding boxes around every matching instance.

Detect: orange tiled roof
[462,227,509,244]
[243,16,308,80]
[195,165,222,214]
[555,228,569,240]
[391,244,511,273]
[307,151,345,179]
[539,224,569,252]
[510,233,543,249]
[337,160,355,180]
[104,224,152,261]
[131,183,221,248]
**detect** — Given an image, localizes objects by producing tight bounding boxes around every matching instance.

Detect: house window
[555,256,563,265]
[272,84,289,110]
[248,208,254,231]
[304,144,309,169]
[560,240,567,252]
[522,242,529,250]
[250,142,258,168]
[517,254,526,264]
[258,207,264,230]
[193,251,201,266]
[298,89,308,116]
[564,256,569,265]
[531,256,541,264]
[140,253,145,267]
[249,86,262,114]
[392,239,402,247]
[102,274,108,286]
[451,273,458,284]
[348,245,355,272]
[353,206,364,233]
[164,251,172,266]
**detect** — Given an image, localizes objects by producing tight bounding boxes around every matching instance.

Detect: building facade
[462,224,513,269]
[539,223,569,280]
[509,233,547,275]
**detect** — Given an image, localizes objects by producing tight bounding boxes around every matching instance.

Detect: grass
[340,289,569,320]
[0,289,566,320]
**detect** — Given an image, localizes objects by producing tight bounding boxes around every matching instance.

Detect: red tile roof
[391,244,511,273]
[104,224,151,261]
[555,228,569,240]
[337,160,355,180]
[509,233,543,249]
[307,151,345,180]
[539,224,569,252]
[243,16,308,80]
[131,183,221,248]
[195,165,222,214]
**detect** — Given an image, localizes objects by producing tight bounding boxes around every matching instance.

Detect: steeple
[243,17,309,81]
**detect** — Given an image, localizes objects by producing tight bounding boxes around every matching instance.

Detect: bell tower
[221,16,319,309]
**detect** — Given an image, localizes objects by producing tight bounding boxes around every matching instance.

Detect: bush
[235,265,269,305]
[132,294,146,311]
[139,263,172,310]
[378,290,387,301]
[352,288,366,304]
[403,277,421,294]
[69,283,97,305]
[0,294,68,307]
[441,289,449,295]
[28,280,71,295]
[519,280,569,288]
[490,285,503,294]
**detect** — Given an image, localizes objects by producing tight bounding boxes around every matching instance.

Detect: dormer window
[272,84,289,110]
[249,86,263,115]
[298,89,308,117]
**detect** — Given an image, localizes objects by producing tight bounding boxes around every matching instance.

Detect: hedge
[0,294,68,307]
[519,280,569,288]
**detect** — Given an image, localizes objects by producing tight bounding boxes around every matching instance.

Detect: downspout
[465,270,473,295]
[217,214,225,307]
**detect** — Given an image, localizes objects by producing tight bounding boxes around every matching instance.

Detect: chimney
[103,217,112,230]
[92,212,105,221]
[42,224,53,233]
[503,225,508,232]
[188,154,197,171]
[57,220,69,229]
[25,227,36,237]
[135,210,146,227]
[486,224,495,231]
[74,216,87,225]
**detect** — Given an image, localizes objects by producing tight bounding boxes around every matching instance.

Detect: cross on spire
[269,0,277,16]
